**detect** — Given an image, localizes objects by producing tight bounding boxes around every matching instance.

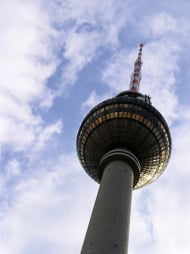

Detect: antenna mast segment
[129,43,144,92]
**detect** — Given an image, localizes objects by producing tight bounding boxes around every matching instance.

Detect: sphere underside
[77,96,171,189]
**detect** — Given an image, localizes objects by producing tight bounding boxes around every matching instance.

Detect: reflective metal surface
[77,93,172,189]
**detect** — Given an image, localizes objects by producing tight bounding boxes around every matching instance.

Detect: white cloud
[61,29,103,86]
[141,12,190,44]
[102,47,134,92]
[129,121,190,254]
[142,12,177,38]
[0,0,133,154]
[80,90,113,114]
[0,153,98,254]
[0,0,57,104]
[44,0,131,88]
[48,0,130,45]
[0,0,61,153]
[142,40,179,124]
[5,159,21,178]
[34,120,63,151]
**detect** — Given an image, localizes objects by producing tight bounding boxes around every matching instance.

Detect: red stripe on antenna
[129,44,144,92]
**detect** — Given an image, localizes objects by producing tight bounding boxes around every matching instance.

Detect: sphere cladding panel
[77,96,171,189]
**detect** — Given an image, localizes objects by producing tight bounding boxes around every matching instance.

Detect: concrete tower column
[80,149,140,254]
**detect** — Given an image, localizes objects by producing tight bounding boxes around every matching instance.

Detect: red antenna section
[129,43,144,92]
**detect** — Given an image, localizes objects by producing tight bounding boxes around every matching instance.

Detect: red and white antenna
[129,43,144,92]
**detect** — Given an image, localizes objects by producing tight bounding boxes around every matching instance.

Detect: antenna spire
[129,43,144,92]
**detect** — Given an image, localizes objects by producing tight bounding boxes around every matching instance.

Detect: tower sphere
[77,91,171,189]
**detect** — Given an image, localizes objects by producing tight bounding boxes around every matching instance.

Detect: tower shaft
[81,156,135,254]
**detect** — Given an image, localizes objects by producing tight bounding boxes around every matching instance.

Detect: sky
[0,0,190,253]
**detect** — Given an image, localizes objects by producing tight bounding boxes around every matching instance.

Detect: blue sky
[0,0,190,253]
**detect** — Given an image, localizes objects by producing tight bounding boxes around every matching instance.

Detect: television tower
[77,44,171,254]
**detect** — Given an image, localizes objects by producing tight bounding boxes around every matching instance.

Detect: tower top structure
[129,43,144,92]
[77,44,171,189]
